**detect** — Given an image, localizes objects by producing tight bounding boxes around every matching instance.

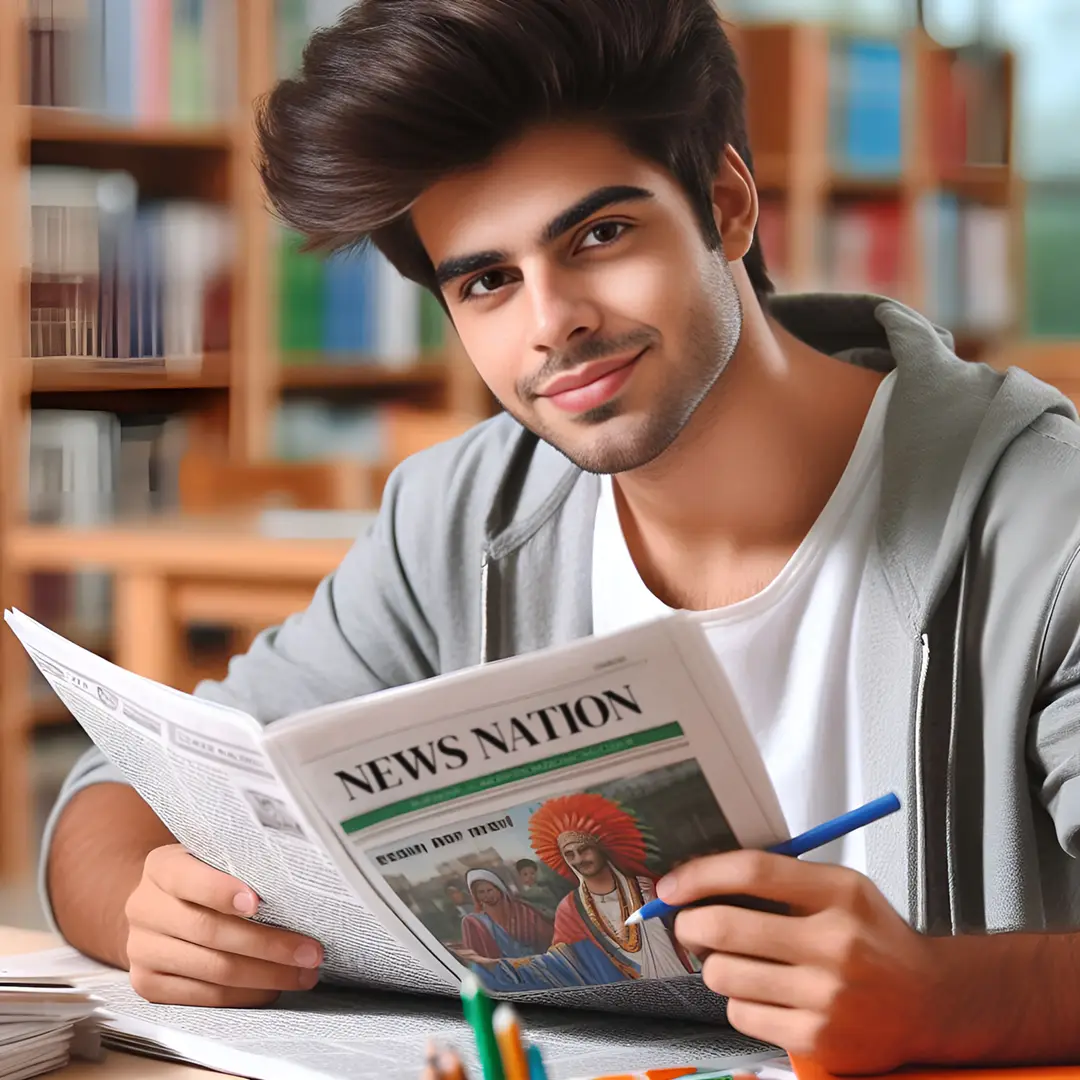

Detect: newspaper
[6,608,789,1024]
[1,949,784,1080]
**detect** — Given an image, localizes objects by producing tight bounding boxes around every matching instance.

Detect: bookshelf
[0,0,487,880]
[0,8,1061,882]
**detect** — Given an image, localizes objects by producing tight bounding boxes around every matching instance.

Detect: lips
[536,348,646,415]
[538,352,643,398]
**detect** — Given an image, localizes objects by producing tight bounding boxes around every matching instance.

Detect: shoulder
[381,411,581,546]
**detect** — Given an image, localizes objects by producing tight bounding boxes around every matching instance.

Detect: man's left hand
[661,851,940,1074]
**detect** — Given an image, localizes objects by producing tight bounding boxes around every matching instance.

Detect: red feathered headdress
[528,793,653,880]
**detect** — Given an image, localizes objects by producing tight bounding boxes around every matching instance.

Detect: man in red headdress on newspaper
[528,792,696,981]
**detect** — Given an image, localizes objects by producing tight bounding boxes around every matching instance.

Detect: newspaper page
[264,613,789,1020]
[90,976,781,1080]
[4,609,452,996]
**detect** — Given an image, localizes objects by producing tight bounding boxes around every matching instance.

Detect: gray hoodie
[43,294,1080,937]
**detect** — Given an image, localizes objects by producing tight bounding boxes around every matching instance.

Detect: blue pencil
[624,792,901,926]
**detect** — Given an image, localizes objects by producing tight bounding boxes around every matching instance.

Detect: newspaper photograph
[363,757,749,993]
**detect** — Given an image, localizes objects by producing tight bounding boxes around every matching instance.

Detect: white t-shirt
[591,373,896,874]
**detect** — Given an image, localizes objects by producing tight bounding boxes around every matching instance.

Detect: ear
[710,145,759,263]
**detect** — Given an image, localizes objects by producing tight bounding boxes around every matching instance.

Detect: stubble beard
[518,253,743,476]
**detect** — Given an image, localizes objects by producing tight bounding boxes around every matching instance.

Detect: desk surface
[1,926,235,1078]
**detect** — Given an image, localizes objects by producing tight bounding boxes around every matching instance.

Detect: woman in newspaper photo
[458,869,554,961]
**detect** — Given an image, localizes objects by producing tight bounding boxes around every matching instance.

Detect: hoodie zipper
[912,631,931,929]
[479,552,491,665]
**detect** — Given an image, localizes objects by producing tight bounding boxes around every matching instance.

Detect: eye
[461,269,512,301]
[579,220,629,249]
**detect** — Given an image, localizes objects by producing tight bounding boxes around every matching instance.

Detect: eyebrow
[433,184,655,289]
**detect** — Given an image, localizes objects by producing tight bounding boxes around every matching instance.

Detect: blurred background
[0,0,1076,927]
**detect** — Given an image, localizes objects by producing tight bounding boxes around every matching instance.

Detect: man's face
[447,887,466,905]
[518,866,537,887]
[412,124,745,474]
[558,838,608,880]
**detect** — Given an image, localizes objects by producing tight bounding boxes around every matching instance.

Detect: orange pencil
[492,1003,530,1080]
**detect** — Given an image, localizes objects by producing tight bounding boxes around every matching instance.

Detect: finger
[128,928,320,992]
[127,884,324,970]
[658,849,866,914]
[700,951,834,1010]
[724,998,823,1059]
[144,845,261,917]
[675,903,803,964]
[129,967,283,1008]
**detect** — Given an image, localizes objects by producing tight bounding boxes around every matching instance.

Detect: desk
[1,925,237,1077]
[0,517,354,880]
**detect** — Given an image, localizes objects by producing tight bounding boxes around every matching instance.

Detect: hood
[771,293,1078,629]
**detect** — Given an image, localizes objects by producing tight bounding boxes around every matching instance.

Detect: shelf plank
[31,354,231,392]
[27,106,233,150]
[936,164,1012,206]
[279,360,449,391]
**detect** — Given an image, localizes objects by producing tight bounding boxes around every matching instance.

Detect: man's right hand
[123,844,324,1007]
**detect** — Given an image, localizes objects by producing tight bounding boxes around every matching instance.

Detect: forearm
[47,783,175,969]
[922,930,1080,1065]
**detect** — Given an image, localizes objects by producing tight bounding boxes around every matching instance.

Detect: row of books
[827,35,1010,178]
[928,45,1011,174]
[28,409,187,634]
[25,0,236,124]
[28,166,231,362]
[919,194,1013,336]
[756,196,1012,337]
[278,229,448,365]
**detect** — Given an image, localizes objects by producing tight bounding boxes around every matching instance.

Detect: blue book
[323,245,376,358]
[102,0,135,120]
[842,38,903,176]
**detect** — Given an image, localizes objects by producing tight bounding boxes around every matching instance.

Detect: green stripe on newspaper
[340,721,684,834]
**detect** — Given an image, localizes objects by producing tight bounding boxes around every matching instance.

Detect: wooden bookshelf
[0,0,489,880]
[26,105,234,149]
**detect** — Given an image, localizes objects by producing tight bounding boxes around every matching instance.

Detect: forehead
[411,124,679,260]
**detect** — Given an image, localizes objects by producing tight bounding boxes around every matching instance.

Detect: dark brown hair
[255,0,774,304]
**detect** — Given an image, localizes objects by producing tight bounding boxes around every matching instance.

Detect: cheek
[454,312,526,402]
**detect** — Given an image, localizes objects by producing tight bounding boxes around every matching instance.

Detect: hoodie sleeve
[1030,544,1080,858]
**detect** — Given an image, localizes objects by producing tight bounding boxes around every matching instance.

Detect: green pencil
[459,973,505,1080]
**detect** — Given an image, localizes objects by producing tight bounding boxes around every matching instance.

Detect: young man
[40,0,1080,1070]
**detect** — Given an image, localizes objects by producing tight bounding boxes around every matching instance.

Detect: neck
[583,868,617,895]
[611,283,884,608]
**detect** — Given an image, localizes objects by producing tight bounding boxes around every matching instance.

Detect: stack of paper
[0,947,120,1080]
[0,983,100,1080]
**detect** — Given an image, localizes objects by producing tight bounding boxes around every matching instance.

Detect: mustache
[520,330,657,400]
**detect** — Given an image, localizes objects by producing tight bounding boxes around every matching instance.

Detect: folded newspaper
[6,607,793,1075]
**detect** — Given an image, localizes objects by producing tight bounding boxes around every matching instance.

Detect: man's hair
[515,858,537,872]
[255,0,774,304]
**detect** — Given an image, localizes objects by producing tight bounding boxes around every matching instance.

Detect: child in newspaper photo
[367,760,738,993]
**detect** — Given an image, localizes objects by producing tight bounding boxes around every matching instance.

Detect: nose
[525,263,602,354]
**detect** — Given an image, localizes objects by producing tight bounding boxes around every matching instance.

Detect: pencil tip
[623,910,642,926]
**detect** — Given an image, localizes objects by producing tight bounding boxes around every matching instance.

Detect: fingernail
[233,891,257,915]
[297,967,319,990]
[294,943,322,968]
[656,873,677,901]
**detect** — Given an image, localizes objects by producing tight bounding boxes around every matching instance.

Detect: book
[26,166,233,365]
[276,228,443,366]
[5,608,795,1077]
[25,0,237,123]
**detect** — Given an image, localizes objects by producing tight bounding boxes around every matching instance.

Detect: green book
[420,289,447,355]
[170,0,207,123]
[278,231,326,359]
